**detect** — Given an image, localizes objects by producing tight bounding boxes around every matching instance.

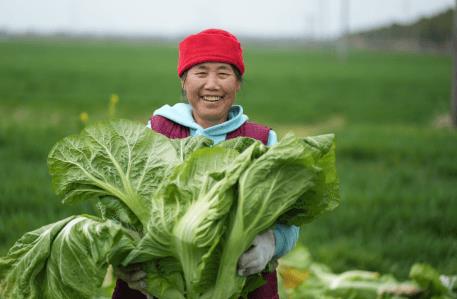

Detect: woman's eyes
[193,72,231,77]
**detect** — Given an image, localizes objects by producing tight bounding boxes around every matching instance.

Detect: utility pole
[452,0,457,127]
[338,0,350,62]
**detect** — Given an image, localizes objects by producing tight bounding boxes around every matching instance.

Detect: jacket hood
[153,103,248,136]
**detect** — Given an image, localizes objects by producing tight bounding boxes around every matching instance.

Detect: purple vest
[149,115,270,145]
[112,115,279,299]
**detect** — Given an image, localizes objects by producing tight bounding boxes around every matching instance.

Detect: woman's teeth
[202,96,223,102]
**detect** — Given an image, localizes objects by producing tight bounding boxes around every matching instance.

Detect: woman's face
[182,62,240,128]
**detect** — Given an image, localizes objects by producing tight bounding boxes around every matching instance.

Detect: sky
[0,0,455,38]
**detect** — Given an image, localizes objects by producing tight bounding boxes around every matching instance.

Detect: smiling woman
[111,28,300,299]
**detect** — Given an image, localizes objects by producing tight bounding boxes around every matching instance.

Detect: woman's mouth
[202,96,223,102]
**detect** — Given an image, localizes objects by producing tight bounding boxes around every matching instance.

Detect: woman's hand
[114,264,152,298]
[237,230,276,276]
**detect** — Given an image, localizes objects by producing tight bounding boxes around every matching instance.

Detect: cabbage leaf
[0,215,137,299]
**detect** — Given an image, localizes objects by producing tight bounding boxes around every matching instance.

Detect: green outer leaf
[278,134,340,225]
[47,120,184,226]
[97,195,142,232]
[43,215,137,298]
[0,216,76,299]
[215,137,264,155]
[169,135,214,161]
[211,133,340,299]
[144,259,186,299]
[0,215,137,299]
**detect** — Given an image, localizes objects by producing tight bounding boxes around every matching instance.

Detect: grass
[0,37,456,280]
[301,125,457,277]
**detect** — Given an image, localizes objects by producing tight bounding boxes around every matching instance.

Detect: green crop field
[0,37,456,282]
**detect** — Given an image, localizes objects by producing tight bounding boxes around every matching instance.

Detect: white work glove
[114,264,152,299]
[237,229,276,276]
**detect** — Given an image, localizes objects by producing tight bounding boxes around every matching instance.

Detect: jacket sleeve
[273,224,300,257]
[267,129,300,257]
[266,130,277,146]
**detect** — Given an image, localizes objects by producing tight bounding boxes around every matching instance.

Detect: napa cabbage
[0,119,339,299]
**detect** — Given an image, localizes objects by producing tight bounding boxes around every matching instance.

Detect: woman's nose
[204,74,220,90]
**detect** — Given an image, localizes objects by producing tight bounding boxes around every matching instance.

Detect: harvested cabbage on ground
[278,246,457,299]
[0,119,340,299]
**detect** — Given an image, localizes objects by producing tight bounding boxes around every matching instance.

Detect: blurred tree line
[350,8,454,52]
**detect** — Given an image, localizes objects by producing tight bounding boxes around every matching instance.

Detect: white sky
[0,0,455,38]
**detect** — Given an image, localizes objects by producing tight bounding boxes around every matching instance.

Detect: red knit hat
[177,29,244,77]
